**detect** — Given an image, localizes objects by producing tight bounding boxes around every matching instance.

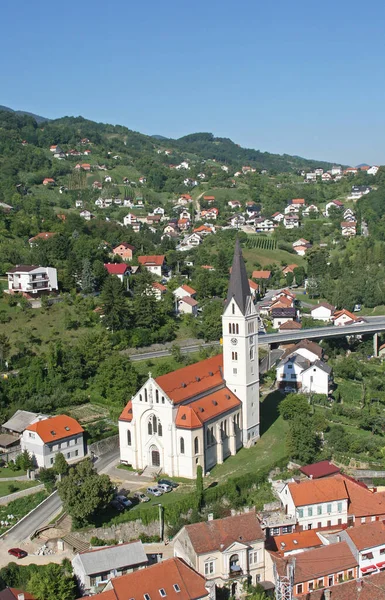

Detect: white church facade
[119,240,260,479]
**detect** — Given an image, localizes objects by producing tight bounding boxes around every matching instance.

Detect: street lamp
[158,503,163,542]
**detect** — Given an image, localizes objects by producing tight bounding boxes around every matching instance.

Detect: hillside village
[3,110,385,600]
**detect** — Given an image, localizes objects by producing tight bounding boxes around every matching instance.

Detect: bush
[90,536,118,546]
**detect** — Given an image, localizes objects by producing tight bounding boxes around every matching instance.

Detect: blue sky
[1,0,384,164]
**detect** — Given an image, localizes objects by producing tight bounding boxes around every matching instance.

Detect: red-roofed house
[86,558,209,600]
[252,270,271,280]
[42,178,55,185]
[104,263,131,281]
[333,309,359,326]
[201,208,219,220]
[138,255,165,277]
[174,510,265,590]
[300,460,341,479]
[173,285,197,300]
[28,232,57,247]
[151,281,167,300]
[112,243,135,261]
[119,240,260,479]
[21,415,84,468]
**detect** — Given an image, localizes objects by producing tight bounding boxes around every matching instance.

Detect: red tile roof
[155,354,224,405]
[6,590,35,600]
[291,542,357,584]
[104,263,130,275]
[269,528,323,555]
[339,474,385,518]
[307,570,385,600]
[110,558,207,600]
[183,510,263,553]
[175,388,241,429]
[29,232,57,242]
[333,309,357,322]
[180,284,196,295]
[119,400,133,422]
[347,520,385,551]
[279,320,302,330]
[153,282,167,292]
[288,477,348,506]
[249,279,259,291]
[282,264,298,274]
[252,270,271,279]
[26,415,83,444]
[292,198,305,204]
[203,196,215,200]
[193,226,212,233]
[138,255,165,266]
[114,242,135,251]
[300,460,341,479]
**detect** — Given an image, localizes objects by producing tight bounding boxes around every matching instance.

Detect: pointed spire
[225,238,250,315]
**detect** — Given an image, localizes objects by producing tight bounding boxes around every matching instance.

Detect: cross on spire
[225,238,250,315]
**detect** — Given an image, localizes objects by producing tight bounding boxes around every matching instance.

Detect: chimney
[207,513,214,521]
[18,595,25,600]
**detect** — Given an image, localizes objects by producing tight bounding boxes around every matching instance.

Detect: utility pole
[158,503,163,541]
[274,560,294,600]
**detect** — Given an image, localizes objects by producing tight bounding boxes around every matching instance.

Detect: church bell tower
[222,239,260,446]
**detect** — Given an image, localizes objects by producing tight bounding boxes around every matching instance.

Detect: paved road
[130,342,220,362]
[3,491,63,544]
[2,449,121,545]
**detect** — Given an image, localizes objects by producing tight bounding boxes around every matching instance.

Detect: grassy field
[0,295,104,354]
[67,404,110,424]
[0,480,39,498]
[334,378,363,404]
[0,466,26,478]
[243,246,306,270]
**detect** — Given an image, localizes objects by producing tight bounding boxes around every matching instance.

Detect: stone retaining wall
[89,435,119,457]
[72,519,160,543]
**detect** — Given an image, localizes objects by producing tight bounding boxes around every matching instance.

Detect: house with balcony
[137,255,166,277]
[320,520,385,578]
[173,510,266,594]
[6,265,58,296]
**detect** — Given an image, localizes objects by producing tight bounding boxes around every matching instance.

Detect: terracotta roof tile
[269,528,323,554]
[26,415,83,443]
[292,542,357,583]
[104,263,130,275]
[181,284,196,295]
[347,520,385,551]
[110,557,207,600]
[138,255,165,266]
[119,400,133,422]
[155,354,224,405]
[300,460,340,479]
[305,570,385,599]
[288,477,348,506]
[175,388,241,429]
[252,270,271,279]
[179,296,198,307]
[183,510,263,554]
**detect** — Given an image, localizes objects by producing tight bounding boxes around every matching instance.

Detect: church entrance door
[151,448,160,467]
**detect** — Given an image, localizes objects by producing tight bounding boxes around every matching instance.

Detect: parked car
[8,548,27,559]
[134,492,150,503]
[158,478,179,489]
[147,486,163,497]
[283,386,295,393]
[110,499,124,511]
[116,495,133,508]
[157,483,172,493]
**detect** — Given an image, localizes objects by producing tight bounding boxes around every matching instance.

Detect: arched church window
[144,388,148,402]
[229,323,232,334]
[158,421,163,437]
[232,303,235,315]
[152,415,157,434]
[194,436,199,455]
[180,437,185,454]
[148,420,152,435]
[127,430,131,446]
[236,324,239,334]
[156,389,159,403]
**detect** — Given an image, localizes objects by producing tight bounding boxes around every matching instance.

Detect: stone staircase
[141,465,161,480]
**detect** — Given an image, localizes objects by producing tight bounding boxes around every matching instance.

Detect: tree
[38,467,57,492]
[28,563,76,600]
[57,458,114,527]
[0,334,11,368]
[81,258,95,294]
[286,415,320,463]
[91,355,140,406]
[15,449,34,471]
[279,394,310,421]
[196,464,203,510]
[54,452,68,476]
[101,276,128,332]
[285,271,294,286]
[293,266,305,286]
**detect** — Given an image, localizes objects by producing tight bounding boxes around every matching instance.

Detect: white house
[174,510,266,593]
[75,199,83,208]
[301,360,332,395]
[7,266,58,295]
[118,240,260,479]
[21,415,85,468]
[322,173,332,181]
[302,205,319,217]
[178,296,198,316]
[80,210,94,220]
[331,166,342,176]
[123,213,138,227]
[272,212,284,222]
[283,215,299,229]
[276,354,309,389]
[255,218,275,232]
[325,200,344,216]
[329,521,385,577]
[72,541,148,594]
[178,232,202,250]
[284,205,300,215]
[137,255,165,277]
[348,185,371,200]
[229,214,246,228]
[310,302,336,322]
[278,477,349,531]
[341,221,357,237]
[367,166,379,176]
[306,172,316,181]
[173,284,197,300]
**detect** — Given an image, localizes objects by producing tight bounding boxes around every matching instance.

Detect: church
[119,240,260,479]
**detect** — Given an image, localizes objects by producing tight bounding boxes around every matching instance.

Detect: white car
[116,495,132,508]
[147,487,163,497]
[157,483,172,493]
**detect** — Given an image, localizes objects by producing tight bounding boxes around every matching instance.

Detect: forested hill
[0,105,50,124]
[168,132,335,172]
[0,108,335,175]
